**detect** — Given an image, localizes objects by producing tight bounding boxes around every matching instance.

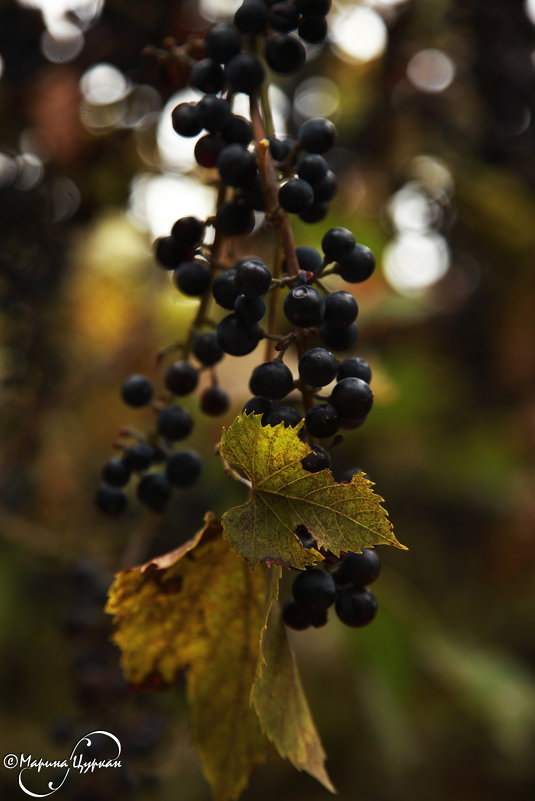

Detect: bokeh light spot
[407,49,455,94]
[331,6,388,64]
[294,76,340,119]
[383,232,450,295]
[41,21,84,63]
[80,63,130,106]
[128,173,217,240]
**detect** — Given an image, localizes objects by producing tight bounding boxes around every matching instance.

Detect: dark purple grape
[336,244,376,283]
[330,377,374,419]
[200,386,230,416]
[337,357,372,384]
[298,347,338,386]
[249,360,294,400]
[166,450,202,488]
[121,375,153,407]
[96,485,127,515]
[335,587,377,627]
[284,285,325,327]
[292,568,336,610]
[136,473,172,513]
[102,458,131,488]
[225,53,265,94]
[331,549,381,587]
[164,361,199,395]
[298,118,337,153]
[304,403,340,438]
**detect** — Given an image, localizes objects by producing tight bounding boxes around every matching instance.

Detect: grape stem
[220,456,253,489]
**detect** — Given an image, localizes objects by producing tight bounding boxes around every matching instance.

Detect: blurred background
[1,0,535,799]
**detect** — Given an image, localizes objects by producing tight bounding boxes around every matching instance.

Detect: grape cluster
[97,0,378,517]
[282,548,381,630]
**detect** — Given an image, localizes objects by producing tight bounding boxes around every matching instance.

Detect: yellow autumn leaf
[105,513,272,801]
[219,414,405,568]
[252,600,336,794]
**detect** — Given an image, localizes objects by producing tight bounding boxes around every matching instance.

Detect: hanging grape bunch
[104,2,406,798]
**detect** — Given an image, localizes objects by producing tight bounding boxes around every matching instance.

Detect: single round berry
[192,332,224,366]
[136,473,172,514]
[234,0,268,33]
[301,444,332,473]
[265,34,306,74]
[298,347,338,387]
[96,485,127,515]
[166,450,202,488]
[294,246,323,273]
[123,442,155,471]
[298,118,337,153]
[313,170,337,202]
[222,115,253,145]
[297,154,329,186]
[205,23,242,63]
[322,227,356,261]
[235,258,272,297]
[320,322,358,351]
[269,2,299,31]
[332,549,381,587]
[243,395,273,422]
[249,360,294,400]
[154,236,186,270]
[190,59,224,94]
[121,375,153,407]
[298,14,328,43]
[198,95,231,133]
[171,102,202,137]
[282,599,311,630]
[102,458,131,488]
[336,244,376,283]
[299,201,329,223]
[212,268,240,310]
[217,144,258,188]
[284,285,325,327]
[338,356,372,384]
[292,568,336,610]
[335,587,377,627]
[216,314,260,356]
[239,176,265,211]
[279,178,314,214]
[200,386,230,416]
[304,403,340,438]
[330,377,374,419]
[194,134,225,168]
[225,53,265,94]
[156,406,194,441]
[173,261,211,296]
[324,291,358,327]
[234,294,266,323]
[264,404,302,428]
[269,137,295,162]
[171,216,205,247]
[216,200,255,236]
[164,361,199,396]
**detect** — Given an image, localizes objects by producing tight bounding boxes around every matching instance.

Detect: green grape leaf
[219,413,405,568]
[106,513,272,801]
[251,601,336,793]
